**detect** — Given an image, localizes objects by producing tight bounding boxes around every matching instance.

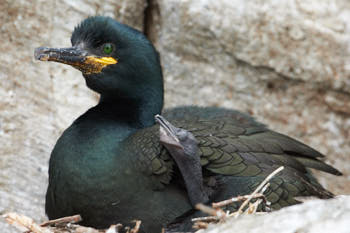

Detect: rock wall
[153,0,350,194]
[1,0,349,232]
[199,195,350,233]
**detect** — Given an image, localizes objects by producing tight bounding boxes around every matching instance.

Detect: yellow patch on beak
[87,57,118,65]
[84,56,118,74]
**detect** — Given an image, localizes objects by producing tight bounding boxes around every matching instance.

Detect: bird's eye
[102,43,114,55]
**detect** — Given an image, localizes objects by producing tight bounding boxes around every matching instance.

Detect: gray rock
[1,0,349,232]
[153,0,350,194]
[199,196,350,233]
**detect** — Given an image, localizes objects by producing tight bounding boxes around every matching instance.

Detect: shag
[34,16,341,233]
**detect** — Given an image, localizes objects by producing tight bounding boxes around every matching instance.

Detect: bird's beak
[155,115,184,150]
[34,46,117,74]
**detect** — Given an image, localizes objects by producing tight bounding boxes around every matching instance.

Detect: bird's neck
[99,89,163,128]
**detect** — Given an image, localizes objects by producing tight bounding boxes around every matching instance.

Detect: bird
[34,16,341,233]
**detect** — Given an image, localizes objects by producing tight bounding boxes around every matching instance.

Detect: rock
[152,0,350,194]
[1,0,350,232]
[198,195,350,233]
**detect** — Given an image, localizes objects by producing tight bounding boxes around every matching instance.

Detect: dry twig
[212,193,266,208]
[40,214,82,227]
[74,226,100,233]
[234,166,284,217]
[192,221,209,230]
[129,220,141,233]
[105,224,123,233]
[2,212,142,233]
[244,199,263,215]
[3,212,52,233]
[195,203,226,219]
[191,216,219,223]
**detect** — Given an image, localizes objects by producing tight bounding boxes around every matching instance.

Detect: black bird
[34,16,341,233]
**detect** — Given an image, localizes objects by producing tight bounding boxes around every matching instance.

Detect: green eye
[103,43,113,55]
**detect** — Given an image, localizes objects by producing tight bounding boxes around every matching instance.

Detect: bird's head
[35,16,163,106]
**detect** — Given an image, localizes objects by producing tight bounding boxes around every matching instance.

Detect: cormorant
[34,16,341,233]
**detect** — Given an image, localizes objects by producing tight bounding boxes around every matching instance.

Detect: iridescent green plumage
[127,106,338,204]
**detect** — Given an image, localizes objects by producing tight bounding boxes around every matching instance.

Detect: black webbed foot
[155,115,209,206]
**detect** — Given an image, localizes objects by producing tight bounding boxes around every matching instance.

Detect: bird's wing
[168,117,340,176]
[126,107,340,197]
[162,107,341,176]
